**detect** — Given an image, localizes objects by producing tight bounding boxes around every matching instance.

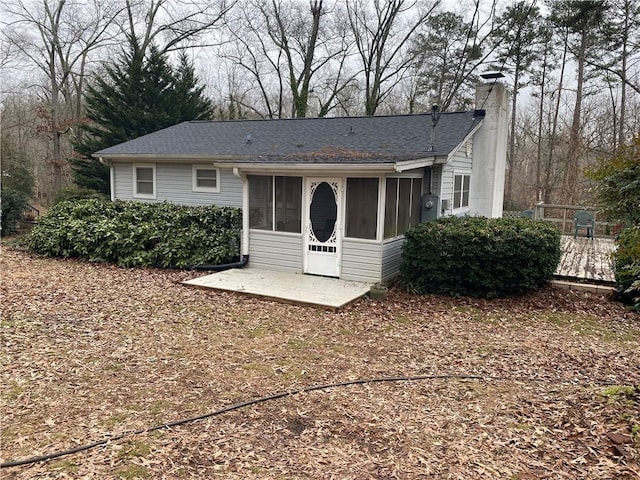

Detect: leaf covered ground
[1,247,639,479]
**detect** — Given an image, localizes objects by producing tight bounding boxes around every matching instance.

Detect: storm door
[304,178,342,277]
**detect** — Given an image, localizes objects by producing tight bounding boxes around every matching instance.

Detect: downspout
[233,167,250,259]
[192,253,248,271]
[190,167,249,271]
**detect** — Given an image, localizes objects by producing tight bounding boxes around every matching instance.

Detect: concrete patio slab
[182,268,372,309]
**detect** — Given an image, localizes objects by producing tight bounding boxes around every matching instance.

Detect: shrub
[55,187,109,204]
[26,199,242,268]
[400,216,562,298]
[586,134,640,227]
[613,226,640,311]
[1,189,29,237]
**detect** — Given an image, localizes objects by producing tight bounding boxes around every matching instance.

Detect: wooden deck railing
[22,204,40,221]
[532,203,619,238]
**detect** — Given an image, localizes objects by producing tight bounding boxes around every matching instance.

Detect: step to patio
[550,279,616,295]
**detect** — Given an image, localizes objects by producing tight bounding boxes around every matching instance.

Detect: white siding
[113,163,242,207]
[381,237,405,282]
[249,230,303,273]
[447,147,473,216]
[114,163,134,200]
[449,147,473,170]
[436,145,474,216]
[431,164,443,195]
[341,239,382,283]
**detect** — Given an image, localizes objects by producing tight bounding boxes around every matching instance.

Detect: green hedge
[54,186,109,204]
[400,216,562,298]
[613,226,640,311]
[27,199,242,268]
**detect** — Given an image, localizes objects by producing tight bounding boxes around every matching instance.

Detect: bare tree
[1,0,123,198]
[492,1,544,208]
[1,0,232,199]
[0,35,21,70]
[590,0,640,147]
[222,4,287,118]
[529,25,556,203]
[120,0,232,58]
[344,0,441,116]
[314,51,360,117]
[549,0,607,204]
[222,0,355,118]
[261,0,323,118]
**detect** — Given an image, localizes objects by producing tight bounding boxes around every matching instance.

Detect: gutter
[219,163,397,174]
[394,156,437,172]
[192,254,249,271]
[187,168,250,271]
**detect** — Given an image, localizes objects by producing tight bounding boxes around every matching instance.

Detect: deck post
[534,201,544,220]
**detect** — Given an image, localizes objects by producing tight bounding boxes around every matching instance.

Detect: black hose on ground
[0,373,621,469]
[192,254,249,271]
[154,255,250,272]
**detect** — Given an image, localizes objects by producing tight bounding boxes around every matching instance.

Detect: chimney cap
[480,71,505,81]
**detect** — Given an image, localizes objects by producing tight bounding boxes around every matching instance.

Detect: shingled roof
[94,111,484,164]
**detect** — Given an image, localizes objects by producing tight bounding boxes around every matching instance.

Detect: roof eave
[394,156,438,172]
[218,162,398,174]
[92,153,246,162]
[92,154,401,174]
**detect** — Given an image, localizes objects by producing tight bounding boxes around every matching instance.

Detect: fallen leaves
[1,248,638,479]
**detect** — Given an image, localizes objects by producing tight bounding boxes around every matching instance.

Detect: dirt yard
[1,247,639,479]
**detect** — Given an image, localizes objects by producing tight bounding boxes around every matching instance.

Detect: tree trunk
[618,1,629,148]
[564,27,587,204]
[545,29,569,204]
[506,62,521,209]
[294,1,322,118]
[47,1,65,198]
[535,52,548,203]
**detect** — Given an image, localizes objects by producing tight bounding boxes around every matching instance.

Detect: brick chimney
[469,77,509,218]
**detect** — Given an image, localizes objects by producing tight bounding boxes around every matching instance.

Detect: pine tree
[72,40,214,193]
[549,0,608,203]
[172,52,215,122]
[492,1,544,208]
[409,12,482,112]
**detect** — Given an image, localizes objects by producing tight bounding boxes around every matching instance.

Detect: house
[94,80,508,284]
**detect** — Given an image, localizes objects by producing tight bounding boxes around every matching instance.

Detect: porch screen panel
[384,177,423,239]
[384,178,398,238]
[346,178,378,240]
[248,175,273,230]
[412,178,422,225]
[275,176,302,233]
[397,178,412,235]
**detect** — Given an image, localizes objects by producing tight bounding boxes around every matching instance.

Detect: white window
[133,164,156,199]
[453,173,471,210]
[193,165,220,193]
